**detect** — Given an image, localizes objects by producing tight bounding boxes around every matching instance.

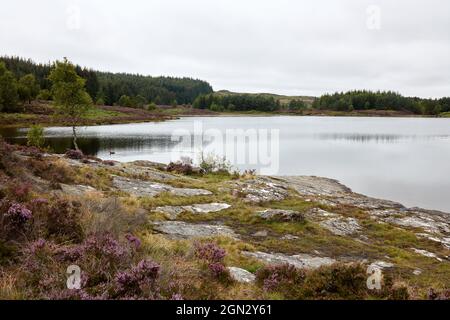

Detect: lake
[2,116,450,212]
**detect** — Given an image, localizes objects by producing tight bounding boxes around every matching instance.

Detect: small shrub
[65,149,84,160]
[125,234,141,250]
[198,152,232,174]
[6,181,32,202]
[389,284,410,300]
[0,240,18,265]
[102,160,116,166]
[27,125,45,148]
[428,288,450,300]
[167,157,194,175]
[256,264,306,295]
[194,242,226,263]
[194,242,229,280]
[114,259,160,298]
[301,263,368,300]
[44,199,84,242]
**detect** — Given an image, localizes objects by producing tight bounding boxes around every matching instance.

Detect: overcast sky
[1,0,449,98]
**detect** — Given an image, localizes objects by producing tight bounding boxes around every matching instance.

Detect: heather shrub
[167,161,194,175]
[65,149,84,160]
[54,233,135,297]
[428,288,449,300]
[19,239,67,296]
[5,181,32,202]
[194,242,230,281]
[26,158,75,186]
[256,264,306,296]
[44,198,84,242]
[389,284,410,300]
[194,242,226,263]
[114,259,160,299]
[300,263,368,300]
[0,240,18,266]
[84,197,148,238]
[0,200,33,239]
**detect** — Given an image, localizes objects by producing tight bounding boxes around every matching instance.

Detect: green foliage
[27,125,45,148]
[147,102,157,111]
[118,94,148,108]
[193,93,281,112]
[49,58,93,122]
[49,58,93,150]
[37,89,52,101]
[0,62,19,112]
[199,152,232,174]
[313,90,450,115]
[95,97,105,106]
[18,74,40,104]
[288,99,307,111]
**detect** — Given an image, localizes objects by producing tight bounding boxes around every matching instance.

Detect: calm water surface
[2,116,450,212]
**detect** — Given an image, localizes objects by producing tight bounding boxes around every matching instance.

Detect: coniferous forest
[0,56,213,107]
[1,55,450,116]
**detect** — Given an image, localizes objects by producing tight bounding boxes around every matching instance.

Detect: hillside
[215,90,316,106]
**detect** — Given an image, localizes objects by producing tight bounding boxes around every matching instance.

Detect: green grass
[439,111,450,118]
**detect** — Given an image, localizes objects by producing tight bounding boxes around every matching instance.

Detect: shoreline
[1,143,449,299]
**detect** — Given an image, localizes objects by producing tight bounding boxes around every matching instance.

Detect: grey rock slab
[319,217,362,236]
[154,206,185,220]
[258,209,305,222]
[112,176,212,197]
[369,261,394,270]
[152,221,238,239]
[416,233,450,249]
[252,230,269,238]
[231,177,290,203]
[281,234,300,240]
[411,248,443,261]
[227,267,256,283]
[243,251,336,269]
[59,184,98,196]
[154,203,231,220]
[184,203,231,213]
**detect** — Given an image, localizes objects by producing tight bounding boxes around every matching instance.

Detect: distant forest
[0,56,213,106]
[193,93,307,112]
[313,90,450,115]
[1,56,449,116]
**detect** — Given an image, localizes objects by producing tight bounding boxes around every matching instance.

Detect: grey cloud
[1,0,449,98]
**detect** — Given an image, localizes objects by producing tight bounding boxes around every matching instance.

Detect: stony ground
[1,145,449,299]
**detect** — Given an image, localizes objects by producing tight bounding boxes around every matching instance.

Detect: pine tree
[0,62,19,112]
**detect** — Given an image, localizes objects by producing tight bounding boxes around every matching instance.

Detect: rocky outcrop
[112,176,212,197]
[275,176,404,210]
[59,184,98,196]
[243,251,336,269]
[230,177,290,203]
[411,248,443,261]
[319,217,361,236]
[154,203,231,220]
[257,209,305,222]
[152,221,238,239]
[227,267,256,283]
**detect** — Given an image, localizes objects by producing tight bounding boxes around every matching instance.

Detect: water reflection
[312,133,450,143]
[2,116,450,212]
